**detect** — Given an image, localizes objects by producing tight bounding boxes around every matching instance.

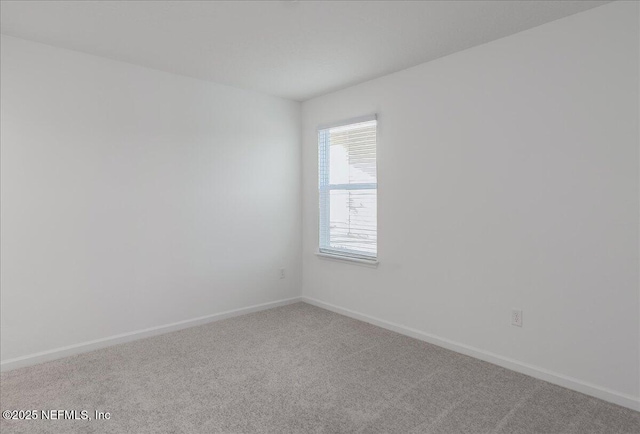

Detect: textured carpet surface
[1,302,639,433]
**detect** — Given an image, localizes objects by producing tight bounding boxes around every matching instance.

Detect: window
[318,115,377,261]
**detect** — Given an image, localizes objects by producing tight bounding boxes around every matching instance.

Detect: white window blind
[318,116,377,260]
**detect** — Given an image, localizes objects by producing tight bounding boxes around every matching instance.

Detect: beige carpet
[1,302,639,433]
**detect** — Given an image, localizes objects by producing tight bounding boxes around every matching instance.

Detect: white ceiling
[0,1,609,101]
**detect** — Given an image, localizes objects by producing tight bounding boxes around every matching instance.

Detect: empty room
[1,1,639,433]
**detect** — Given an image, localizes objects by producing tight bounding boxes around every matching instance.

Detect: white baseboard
[1,296,302,372]
[3,294,638,412]
[301,296,640,412]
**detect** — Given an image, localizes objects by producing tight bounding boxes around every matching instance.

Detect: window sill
[315,251,379,267]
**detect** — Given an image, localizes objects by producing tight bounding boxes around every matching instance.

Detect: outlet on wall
[512,309,523,327]
[279,268,286,279]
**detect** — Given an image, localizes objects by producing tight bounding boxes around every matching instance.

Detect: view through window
[318,116,377,259]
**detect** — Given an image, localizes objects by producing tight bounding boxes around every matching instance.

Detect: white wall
[302,1,639,407]
[0,36,301,363]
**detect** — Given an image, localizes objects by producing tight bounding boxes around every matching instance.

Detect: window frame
[317,115,378,264]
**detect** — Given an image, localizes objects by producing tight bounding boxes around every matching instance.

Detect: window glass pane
[328,189,377,256]
[329,121,376,185]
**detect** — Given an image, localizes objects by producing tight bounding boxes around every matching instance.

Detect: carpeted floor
[1,302,639,434]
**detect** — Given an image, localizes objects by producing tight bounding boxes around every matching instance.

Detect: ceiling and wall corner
[0,0,610,101]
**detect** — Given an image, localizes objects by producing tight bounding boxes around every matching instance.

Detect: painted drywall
[0,35,302,363]
[302,1,640,405]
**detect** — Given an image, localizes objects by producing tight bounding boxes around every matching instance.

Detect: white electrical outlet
[279,268,286,279]
[512,309,523,327]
